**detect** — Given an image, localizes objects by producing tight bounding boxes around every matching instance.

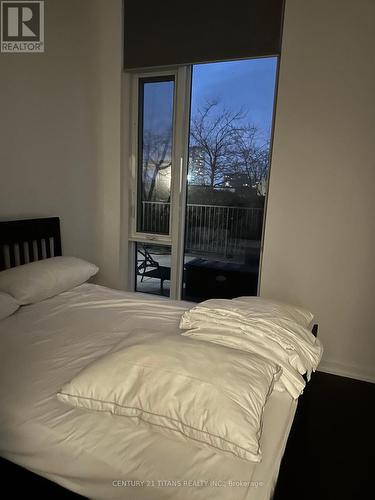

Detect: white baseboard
[318,359,375,384]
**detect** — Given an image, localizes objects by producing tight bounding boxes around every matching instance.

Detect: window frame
[136,75,175,236]
[129,69,177,244]
[127,66,192,299]
[125,58,279,300]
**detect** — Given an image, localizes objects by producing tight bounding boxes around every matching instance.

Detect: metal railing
[141,201,263,257]
[141,201,170,235]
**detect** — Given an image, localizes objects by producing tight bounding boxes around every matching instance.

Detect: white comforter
[180,298,323,399]
[0,284,298,500]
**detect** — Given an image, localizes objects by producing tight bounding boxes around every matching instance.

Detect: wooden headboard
[0,217,62,271]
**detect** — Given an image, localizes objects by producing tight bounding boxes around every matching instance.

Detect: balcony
[137,201,263,299]
[141,201,263,258]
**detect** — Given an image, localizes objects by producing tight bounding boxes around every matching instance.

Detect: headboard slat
[9,244,16,268]
[0,218,62,271]
[53,232,62,258]
[45,238,51,258]
[0,248,4,270]
[19,242,25,265]
[36,239,43,260]
[28,241,35,263]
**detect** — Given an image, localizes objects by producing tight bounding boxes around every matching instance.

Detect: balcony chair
[136,245,171,294]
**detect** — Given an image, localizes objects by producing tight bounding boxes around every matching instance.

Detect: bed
[0,217,319,500]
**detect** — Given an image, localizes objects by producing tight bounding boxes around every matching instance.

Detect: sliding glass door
[127,59,277,301]
[182,59,277,301]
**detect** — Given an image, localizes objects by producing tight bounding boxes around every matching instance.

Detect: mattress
[0,283,297,500]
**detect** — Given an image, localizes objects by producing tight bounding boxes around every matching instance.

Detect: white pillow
[58,336,281,463]
[0,256,99,305]
[0,291,19,320]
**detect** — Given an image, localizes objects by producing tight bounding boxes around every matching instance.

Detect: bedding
[232,296,315,329]
[180,298,323,399]
[0,283,298,500]
[0,291,19,320]
[58,335,281,463]
[0,256,98,304]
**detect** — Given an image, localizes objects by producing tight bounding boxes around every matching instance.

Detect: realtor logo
[1,1,44,52]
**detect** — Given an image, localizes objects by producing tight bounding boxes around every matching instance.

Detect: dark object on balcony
[184,257,259,301]
[137,245,171,293]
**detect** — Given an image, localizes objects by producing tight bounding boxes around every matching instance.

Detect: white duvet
[180,298,323,399]
[0,284,298,500]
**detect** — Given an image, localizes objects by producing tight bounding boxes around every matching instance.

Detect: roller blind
[123,0,285,70]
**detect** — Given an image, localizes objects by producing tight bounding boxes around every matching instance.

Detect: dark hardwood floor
[1,372,374,499]
[274,371,374,500]
[0,457,86,498]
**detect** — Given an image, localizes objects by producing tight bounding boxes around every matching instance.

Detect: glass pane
[182,58,277,301]
[137,77,174,234]
[135,243,171,297]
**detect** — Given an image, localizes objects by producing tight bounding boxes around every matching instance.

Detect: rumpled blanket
[180,298,323,399]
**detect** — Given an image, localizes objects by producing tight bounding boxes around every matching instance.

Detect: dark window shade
[124,0,285,70]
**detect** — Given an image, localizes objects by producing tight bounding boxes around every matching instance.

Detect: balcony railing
[141,201,263,258]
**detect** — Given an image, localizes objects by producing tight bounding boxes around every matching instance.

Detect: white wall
[0,0,123,288]
[261,0,375,382]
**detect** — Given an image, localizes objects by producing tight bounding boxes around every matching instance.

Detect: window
[137,77,175,235]
[127,59,278,301]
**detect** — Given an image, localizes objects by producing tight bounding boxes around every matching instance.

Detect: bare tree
[142,127,172,201]
[232,125,270,189]
[189,100,269,191]
[189,100,245,187]
[142,100,270,201]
